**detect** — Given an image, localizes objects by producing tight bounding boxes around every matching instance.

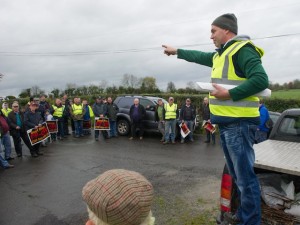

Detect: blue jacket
[258,104,270,132]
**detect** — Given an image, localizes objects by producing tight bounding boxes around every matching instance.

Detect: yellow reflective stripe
[211,78,244,85]
[209,104,259,117]
[222,41,246,79]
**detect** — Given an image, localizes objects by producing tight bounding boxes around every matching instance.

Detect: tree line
[3,74,299,100]
[269,79,300,91]
[16,74,199,99]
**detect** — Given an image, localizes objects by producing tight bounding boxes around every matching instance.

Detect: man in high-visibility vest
[51,98,65,140]
[163,13,269,225]
[82,99,94,135]
[1,102,12,117]
[71,97,85,138]
[163,97,177,144]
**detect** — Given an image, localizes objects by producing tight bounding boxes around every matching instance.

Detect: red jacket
[0,116,10,134]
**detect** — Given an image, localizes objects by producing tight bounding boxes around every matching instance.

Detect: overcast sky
[0,0,299,97]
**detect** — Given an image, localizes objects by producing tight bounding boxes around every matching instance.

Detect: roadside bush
[264,98,300,113]
[8,94,300,114]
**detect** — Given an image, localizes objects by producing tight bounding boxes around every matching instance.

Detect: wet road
[0,133,225,225]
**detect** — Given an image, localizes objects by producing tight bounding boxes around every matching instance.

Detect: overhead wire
[0,32,299,57]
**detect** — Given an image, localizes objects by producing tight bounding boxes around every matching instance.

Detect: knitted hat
[82,169,154,225]
[212,13,238,34]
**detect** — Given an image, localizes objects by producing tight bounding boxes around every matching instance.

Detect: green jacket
[177,35,269,101]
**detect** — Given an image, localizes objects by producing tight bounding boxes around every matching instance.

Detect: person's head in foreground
[82,169,155,225]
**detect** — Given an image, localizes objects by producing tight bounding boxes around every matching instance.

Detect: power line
[0,32,299,57]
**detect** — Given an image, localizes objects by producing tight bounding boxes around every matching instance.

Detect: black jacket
[7,111,26,135]
[129,104,146,122]
[106,103,119,121]
[202,103,211,121]
[24,110,43,130]
[180,104,196,121]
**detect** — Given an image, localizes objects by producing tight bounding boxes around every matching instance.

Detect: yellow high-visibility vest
[1,108,12,117]
[52,105,64,117]
[209,41,263,118]
[72,104,83,115]
[164,103,177,119]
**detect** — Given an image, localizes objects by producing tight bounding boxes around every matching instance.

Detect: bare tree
[88,84,99,95]
[99,79,108,92]
[140,76,158,92]
[121,74,139,88]
[186,81,196,89]
[65,83,77,96]
[51,88,61,98]
[30,85,44,96]
[166,81,176,93]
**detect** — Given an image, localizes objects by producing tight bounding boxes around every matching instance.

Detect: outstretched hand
[210,83,231,100]
[162,45,177,56]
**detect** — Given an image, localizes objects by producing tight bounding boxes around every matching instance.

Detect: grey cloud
[0,0,299,97]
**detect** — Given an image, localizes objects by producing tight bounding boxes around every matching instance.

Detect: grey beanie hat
[212,13,238,34]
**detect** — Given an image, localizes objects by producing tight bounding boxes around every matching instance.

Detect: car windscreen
[269,112,281,124]
[117,97,134,109]
[275,115,300,142]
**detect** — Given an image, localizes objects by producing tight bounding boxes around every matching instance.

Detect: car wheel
[117,119,130,136]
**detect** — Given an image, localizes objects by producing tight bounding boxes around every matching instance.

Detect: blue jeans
[109,120,117,137]
[165,119,176,142]
[181,120,194,141]
[1,133,12,159]
[219,121,261,225]
[74,120,83,136]
[0,155,10,168]
[255,130,268,143]
[55,119,65,138]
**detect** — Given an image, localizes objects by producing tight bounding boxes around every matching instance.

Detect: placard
[202,120,216,134]
[46,120,58,133]
[27,122,50,145]
[179,122,191,138]
[94,117,110,130]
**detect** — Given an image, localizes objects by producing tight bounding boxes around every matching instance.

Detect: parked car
[114,96,168,136]
[217,108,300,225]
[114,96,199,137]
[267,111,281,137]
[269,111,281,124]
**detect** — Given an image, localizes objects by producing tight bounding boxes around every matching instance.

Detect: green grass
[271,89,300,99]
[154,196,219,225]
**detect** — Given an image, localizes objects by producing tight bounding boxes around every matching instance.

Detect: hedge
[3,94,300,114]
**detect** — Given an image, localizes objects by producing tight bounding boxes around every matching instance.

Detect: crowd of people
[0,93,220,169]
[0,93,270,172]
[0,94,120,169]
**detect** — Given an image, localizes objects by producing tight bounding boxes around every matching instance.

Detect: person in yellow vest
[1,102,12,117]
[70,97,85,138]
[163,13,269,225]
[82,99,94,135]
[51,98,65,140]
[163,97,177,144]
